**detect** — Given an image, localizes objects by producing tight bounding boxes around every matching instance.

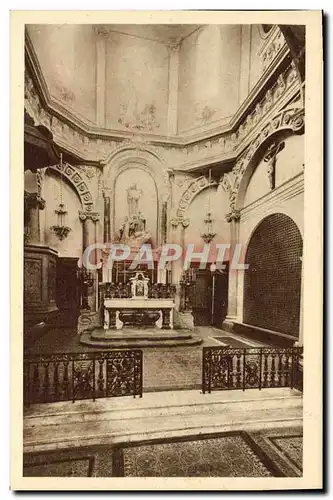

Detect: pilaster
[167,41,181,136]
[95,27,108,127]
[224,209,241,323]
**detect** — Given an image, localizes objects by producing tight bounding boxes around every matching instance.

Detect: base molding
[221,320,299,347]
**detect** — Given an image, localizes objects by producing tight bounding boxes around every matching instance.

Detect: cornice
[25,29,301,170]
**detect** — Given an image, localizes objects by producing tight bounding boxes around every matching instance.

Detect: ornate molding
[48,162,95,212]
[176,175,218,219]
[25,32,300,170]
[229,107,304,211]
[170,217,190,228]
[259,27,287,73]
[79,211,100,223]
[225,209,241,223]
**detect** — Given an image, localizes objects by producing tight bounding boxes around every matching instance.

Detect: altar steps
[23,388,302,453]
[80,328,203,348]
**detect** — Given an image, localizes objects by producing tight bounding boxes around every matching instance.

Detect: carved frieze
[25,55,301,172]
[260,27,287,72]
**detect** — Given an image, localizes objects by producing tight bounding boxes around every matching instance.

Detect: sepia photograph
[10,9,323,491]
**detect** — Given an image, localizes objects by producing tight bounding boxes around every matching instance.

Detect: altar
[103,272,175,330]
[104,298,175,330]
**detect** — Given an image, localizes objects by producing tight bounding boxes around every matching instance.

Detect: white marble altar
[103,298,175,330]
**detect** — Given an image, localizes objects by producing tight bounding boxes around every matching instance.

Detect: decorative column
[167,40,181,136]
[79,210,100,311]
[170,217,189,285]
[170,217,194,330]
[223,208,241,330]
[103,189,111,243]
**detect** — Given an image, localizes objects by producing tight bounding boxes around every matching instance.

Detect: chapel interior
[23,23,305,478]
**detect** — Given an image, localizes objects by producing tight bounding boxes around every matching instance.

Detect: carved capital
[225,209,241,223]
[79,211,100,223]
[170,217,190,228]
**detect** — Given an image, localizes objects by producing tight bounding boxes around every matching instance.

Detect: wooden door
[212,267,229,327]
[192,270,212,326]
[56,258,80,311]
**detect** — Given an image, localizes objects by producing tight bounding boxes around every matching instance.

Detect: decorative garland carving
[48,163,95,212]
[176,175,218,219]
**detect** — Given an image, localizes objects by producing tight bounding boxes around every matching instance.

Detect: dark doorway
[56,258,80,326]
[191,266,228,327]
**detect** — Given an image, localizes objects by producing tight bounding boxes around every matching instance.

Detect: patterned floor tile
[114,431,286,477]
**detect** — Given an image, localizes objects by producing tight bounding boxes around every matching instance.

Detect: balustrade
[202,346,303,393]
[24,350,143,405]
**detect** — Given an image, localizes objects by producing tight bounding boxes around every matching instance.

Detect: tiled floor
[24,427,302,477]
[25,325,268,392]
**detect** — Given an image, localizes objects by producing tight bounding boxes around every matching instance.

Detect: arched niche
[102,146,170,245]
[243,213,303,337]
[43,168,83,258]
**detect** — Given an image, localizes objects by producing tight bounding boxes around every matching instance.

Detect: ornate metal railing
[24,350,143,406]
[202,346,303,394]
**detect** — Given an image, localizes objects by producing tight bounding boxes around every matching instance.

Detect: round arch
[103,146,170,244]
[243,212,303,337]
[47,163,95,212]
[176,175,218,219]
[233,107,304,211]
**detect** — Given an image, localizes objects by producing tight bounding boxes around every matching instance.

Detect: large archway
[243,213,303,337]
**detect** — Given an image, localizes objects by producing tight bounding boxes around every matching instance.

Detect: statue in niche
[117,182,152,246]
[127,183,142,218]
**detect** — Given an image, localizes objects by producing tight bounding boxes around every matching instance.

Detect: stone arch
[103,146,169,244]
[176,175,218,219]
[232,107,304,211]
[47,162,95,212]
[243,212,303,337]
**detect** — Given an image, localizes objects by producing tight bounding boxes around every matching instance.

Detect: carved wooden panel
[24,258,42,303]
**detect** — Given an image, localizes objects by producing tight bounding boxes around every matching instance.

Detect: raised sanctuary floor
[25,325,269,392]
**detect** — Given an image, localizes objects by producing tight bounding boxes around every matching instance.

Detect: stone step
[80,329,202,348]
[90,328,193,341]
[24,388,303,453]
[24,394,302,427]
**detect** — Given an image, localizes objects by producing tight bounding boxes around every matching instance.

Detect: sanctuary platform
[80,271,201,348]
[80,327,202,348]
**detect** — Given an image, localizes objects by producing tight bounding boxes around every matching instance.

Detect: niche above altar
[113,166,158,246]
